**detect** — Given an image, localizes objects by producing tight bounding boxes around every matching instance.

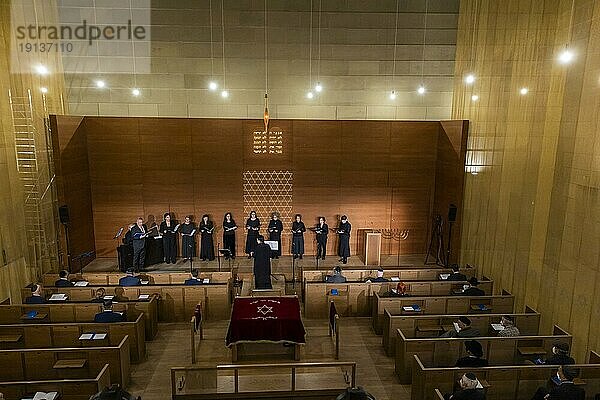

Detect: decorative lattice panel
[243,170,293,228]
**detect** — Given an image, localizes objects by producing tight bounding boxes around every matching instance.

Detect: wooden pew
[0,335,130,387]
[0,297,158,340]
[414,351,600,400]
[22,283,230,322]
[0,363,111,400]
[42,271,232,286]
[0,312,145,362]
[394,325,572,384]
[372,290,514,334]
[304,279,494,319]
[382,306,541,356]
[302,266,476,283]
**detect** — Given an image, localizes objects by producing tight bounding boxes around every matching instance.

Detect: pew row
[23,283,230,322]
[42,271,231,286]
[302,266,476,284]
[0,335,130,387]
[372,290,514,334]
[382,306,540,356]
[414,351,600,400]
[0,298,158,340]
[0,313,145,362]
[0,363,111,400]
[395,325,572,383]
[305,278,494,319]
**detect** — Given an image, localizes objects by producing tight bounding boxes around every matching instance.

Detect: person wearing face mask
[443,372,485,400]
[530,365,585,400]
[497,315,520,337]
[337,215,351,264]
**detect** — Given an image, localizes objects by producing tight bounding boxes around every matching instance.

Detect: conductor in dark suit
[94,300,125,323]
[253,235,272,289]
[119,269,141,286]
[25,284,46,304]
[530,365,585,400]
[55,270,74,287]
[130,217,148,272]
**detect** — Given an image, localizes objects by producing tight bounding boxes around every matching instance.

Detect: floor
[128,318,411,400]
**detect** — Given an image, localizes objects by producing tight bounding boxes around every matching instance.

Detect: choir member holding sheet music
[159,212,178,264]
[199,214,215,261]
[315,216,328,260]
[131,217,148,271]
[337,215,351,264]
[180,215,197,260]
[291,214,306,259]
[222,212,237,259]
[268,212,283,259]
[245,210,260,258]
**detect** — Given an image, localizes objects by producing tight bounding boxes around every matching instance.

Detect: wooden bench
[0,312,145,362]
[43,271,232,286]
[382,306,541,356]
[0,363,111,400]
[395,325,572,384]
[0,335,130,387]
[372,290,515,334]
[305,278,494,318]
[302,266,476,285]
[415,351,600,400]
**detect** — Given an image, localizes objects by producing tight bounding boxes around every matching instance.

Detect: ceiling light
[209,81,218,91]
[221,90,229,98]
[465,74,475,84]
[306,91,314,99]
[389,90,397,100]
[95,80,106,88]
[40,87,48,93]
[35,65,49,75]
[315,82,322,92]
[132,88,140,96]
[519,87,528,95]
[417,86,426,95]
[558,49,574,64]
[471,94,479,101]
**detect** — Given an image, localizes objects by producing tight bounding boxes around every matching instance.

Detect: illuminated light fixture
[35,65,49,75]
[306,91,314,99]
[315,82,322,92]
[471,94,479,101]
[221,90,229,98]
[558,49,574,64]
[389,90,397,100]
[519,87,528,95]
[465,74,475,84]
[417,86,426,95]
[132,88,140,96]
[208,81,218,91]
[471,171,478,175]
[95,80,106,88]
[40,87,48,93]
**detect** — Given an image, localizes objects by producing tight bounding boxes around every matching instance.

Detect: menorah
[375,228,410,266]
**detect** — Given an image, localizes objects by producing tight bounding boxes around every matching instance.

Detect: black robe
[315,222,329,258]
[245,218,260,254]
[180,222,196,258]
[199,220,215,260]
[291,221,306,255]
[222,220,237,258]
[337,221,351,257]
[268,219,283,257]
[253,242,272,289]
[159,221,178,263]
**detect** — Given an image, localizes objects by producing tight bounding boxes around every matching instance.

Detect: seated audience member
[455,340,489,367]
[538,342,575,365]
[444,372,486,400]
[530,365,585,400]
[497,315,520,337]
[447,264,467,281]
[441,316,480,338]
[185,269,203,285]
[326,266,347,283]
[55,270,74,287]
[91,287,106,303]
[461,277,485,296]
[94,300,125,323]
[25,284,46,304]
[119,269,141,286]
[113,287,129,302]
[367,268,388,282]
[336,386,376,400]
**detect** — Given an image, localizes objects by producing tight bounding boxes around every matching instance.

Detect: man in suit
[130,217,148,272]
[531,365,585,400]
[94,300,125,323]
[462,277,485,296]
[25,284,46,304]
[368,268,388,282]
[447,264,467,281]
[455,340,489,367]
[184,269,203,285]
[119,269,141,286]
[441,316,480,338]
[55,270,74,287]
[444,372,486,400]
[540,343,575,365]
[91,287,106,303]
[326,266,347,283]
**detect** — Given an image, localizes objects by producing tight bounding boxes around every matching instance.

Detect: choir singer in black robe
[159,213,177,264]
[222,212,237,259]
[253,236,272,289]
[267,212,283,259]
[337,215,351,264]
[315,216,328,260]
[131,217,148,272]
[180,216,197,260]
[199,214,215,261]
[245,211,260,258]
[291,214,306,259]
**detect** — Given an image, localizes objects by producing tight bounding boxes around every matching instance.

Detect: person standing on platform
[159,212,178,264]
[245,210,260,258]
[291,214,306,259]
[222,212,237,259]
[337,215,351,264]
[268,212,283,259]
[315,216,328,260]
[253,235,272,289]
[131,217,148,272]
[180,215,197,261]
[199,214,215,261]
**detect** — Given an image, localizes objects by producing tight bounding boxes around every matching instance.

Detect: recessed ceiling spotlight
[209,81,218,91]
[471,94,479,101]
[558,49,574,64]
[221,90,229,98]
[519,87,529,95]
[132,88,141,96]
[95,80,106,88]
[417,86,426,95]
[389,90,397,100]
[35,65,49,75]
[465,74,475,84]
[315,82,322,92]
[40,87,48,93]
[306,91,314,99]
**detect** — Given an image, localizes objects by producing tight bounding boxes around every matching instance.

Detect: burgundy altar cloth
[225,297,306,347]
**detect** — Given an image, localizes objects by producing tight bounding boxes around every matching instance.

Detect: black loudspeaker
[448,204,457,222]
[59,205,70,224]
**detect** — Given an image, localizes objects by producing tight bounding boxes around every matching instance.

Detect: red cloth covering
[225,297,306,347]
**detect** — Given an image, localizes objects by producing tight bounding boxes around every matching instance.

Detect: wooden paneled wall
[52,116,467,259]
